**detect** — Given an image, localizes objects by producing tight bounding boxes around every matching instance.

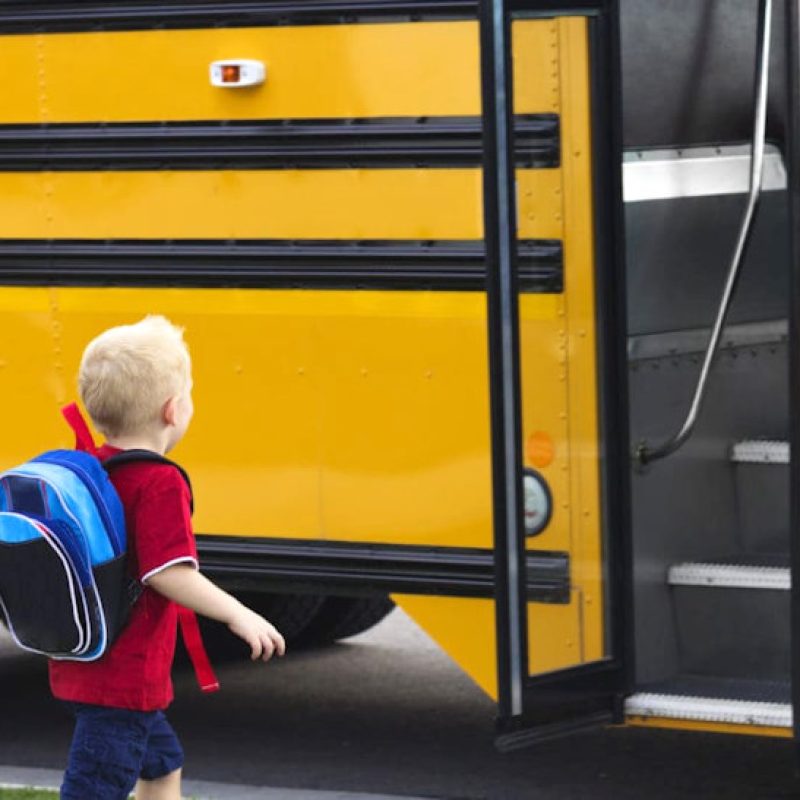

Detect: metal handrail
[636,0,773,466]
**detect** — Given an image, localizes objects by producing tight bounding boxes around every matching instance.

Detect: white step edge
[731,440,789,464]
[625,693,792,728]
[668,562,790,590]
[623,144,786,203]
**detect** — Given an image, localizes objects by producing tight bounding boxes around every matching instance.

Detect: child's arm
[146,564,286,661]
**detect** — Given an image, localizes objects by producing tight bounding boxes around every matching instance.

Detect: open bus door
[480,0,632,749]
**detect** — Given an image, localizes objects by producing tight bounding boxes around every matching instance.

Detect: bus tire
[293,595,396,647]
[198,592,326,660]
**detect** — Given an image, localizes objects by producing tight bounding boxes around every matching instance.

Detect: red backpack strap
[61,403,98,455]
[178,606,220,693]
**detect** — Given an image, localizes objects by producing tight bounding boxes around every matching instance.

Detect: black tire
[238,591,327,641]
[293,595,395,647]
[195,591,326,661]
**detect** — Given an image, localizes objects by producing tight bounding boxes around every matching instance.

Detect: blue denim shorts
[60,702,184,800]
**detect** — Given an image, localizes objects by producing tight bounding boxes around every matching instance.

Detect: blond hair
[79,315,191,438]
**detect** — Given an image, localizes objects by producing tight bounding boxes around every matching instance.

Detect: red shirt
[48,445,198,710]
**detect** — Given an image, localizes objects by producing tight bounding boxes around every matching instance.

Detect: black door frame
[480,0,633,749]
[785,0,800,761]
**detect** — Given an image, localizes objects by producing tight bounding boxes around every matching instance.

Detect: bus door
[481,0,631,749]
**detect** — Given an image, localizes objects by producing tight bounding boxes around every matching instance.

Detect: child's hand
[145,565,287,660]
[228,607,286,662]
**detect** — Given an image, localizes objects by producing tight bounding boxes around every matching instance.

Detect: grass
[0,791,198,800]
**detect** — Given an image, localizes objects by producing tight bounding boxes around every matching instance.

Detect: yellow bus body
[0,13,608,721]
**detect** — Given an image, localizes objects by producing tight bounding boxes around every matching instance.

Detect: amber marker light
[222,64,241,83]
[527,430,555,468]
[210,60,266,88]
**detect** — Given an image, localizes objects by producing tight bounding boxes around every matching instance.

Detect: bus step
[668,558,789,680]
[731,440,789,464]
[668,559,789,590]
[731,440,789,554]
[626,676,791,728]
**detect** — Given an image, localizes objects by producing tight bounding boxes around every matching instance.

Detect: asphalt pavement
[0,764,428,799]
[2,610,800,799]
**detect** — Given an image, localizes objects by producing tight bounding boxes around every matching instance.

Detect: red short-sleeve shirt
[48,444,198,711]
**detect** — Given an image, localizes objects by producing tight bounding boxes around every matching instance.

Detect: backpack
[0,447,143,660]
[0,404,219,691]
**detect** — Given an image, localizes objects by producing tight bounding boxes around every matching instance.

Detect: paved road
[1,610,800,799]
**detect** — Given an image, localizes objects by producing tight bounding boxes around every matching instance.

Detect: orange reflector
[222,65,241,83]
[527,431,555,468]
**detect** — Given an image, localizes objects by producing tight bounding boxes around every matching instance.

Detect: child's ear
[162,396,178,426]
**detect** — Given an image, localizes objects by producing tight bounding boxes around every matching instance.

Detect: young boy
[50,315,286,800]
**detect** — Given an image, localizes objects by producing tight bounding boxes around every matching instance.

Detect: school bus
[1,0,799,749]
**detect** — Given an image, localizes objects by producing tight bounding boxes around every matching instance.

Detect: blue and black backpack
[0,447,141,660]
[0,405,218,690]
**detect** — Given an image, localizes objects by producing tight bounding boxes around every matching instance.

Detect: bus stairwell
[624,0,794,736]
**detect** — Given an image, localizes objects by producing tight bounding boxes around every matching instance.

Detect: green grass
[0,791,199,800]
[0,787,201,800]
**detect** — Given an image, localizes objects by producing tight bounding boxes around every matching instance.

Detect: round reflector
[523,468,552,537]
